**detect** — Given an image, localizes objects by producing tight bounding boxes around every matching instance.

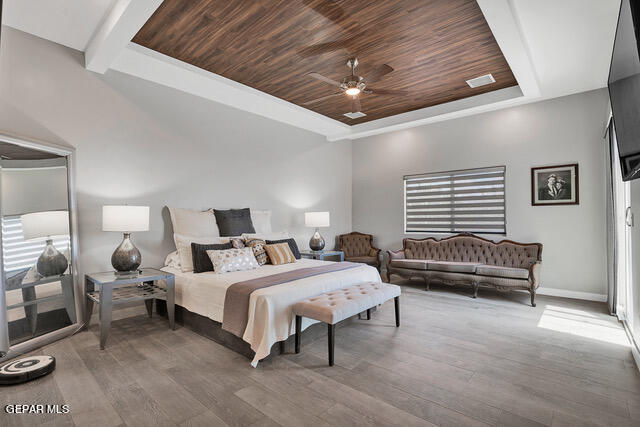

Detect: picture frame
[531,163,579,206]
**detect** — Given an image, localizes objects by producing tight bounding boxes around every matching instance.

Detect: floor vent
[343,111,367,119]
[466,73,496,88]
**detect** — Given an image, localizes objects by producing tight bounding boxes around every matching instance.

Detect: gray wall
[352,90,610,296]
[0,27,352,276]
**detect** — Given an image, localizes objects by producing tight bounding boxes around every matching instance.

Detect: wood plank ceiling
[133,0,517,125]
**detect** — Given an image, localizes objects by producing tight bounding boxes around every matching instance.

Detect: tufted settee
[338,232,381,271]
[386,234,542,306]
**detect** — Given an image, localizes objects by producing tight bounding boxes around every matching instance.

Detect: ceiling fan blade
[350,95,362,113]
[297,32,362,58]
[302,0,345,24]
[366,64,394,83]
[303,92,343,106]
[368,88,410,96]
[308,72,341,87]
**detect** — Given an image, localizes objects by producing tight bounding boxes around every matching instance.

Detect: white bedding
[161,258,381,366]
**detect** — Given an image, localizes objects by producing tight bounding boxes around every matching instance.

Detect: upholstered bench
[292,282,401,366]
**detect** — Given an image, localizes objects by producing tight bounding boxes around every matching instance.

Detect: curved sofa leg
[472,283,479,298]
[424,277,430,291]
[529,289,536,307]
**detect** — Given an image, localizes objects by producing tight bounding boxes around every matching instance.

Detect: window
[404,166,506,234]
[1,216,70,272]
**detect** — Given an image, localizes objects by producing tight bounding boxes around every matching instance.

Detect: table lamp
[305,211,330,251]
[102,205,149,274]
[21,210,70,278]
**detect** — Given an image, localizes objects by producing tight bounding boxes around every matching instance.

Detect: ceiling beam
[110,44,350,138]
[84,0,163,74]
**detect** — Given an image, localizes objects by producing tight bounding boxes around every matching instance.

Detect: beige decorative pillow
[207,248,259,274]
[245,238,268,266]
[168,207,219,237]
[174,233,230,272]
[264,243,296,265]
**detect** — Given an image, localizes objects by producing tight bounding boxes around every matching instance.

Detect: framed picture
[531,163,579,206]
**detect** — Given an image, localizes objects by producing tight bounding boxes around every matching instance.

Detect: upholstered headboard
[402,234,542,270]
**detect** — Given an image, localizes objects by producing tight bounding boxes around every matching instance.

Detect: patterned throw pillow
[245,238,268,266]
[265,238,301,259]
[264,243,296,265]
[230,238,245,249]
[206,248,259,274]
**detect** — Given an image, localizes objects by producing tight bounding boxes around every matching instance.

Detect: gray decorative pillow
[207,248,259,274]
[214,208,256,237]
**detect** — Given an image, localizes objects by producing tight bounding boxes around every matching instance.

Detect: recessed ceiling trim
[110,43,350,138]
[328,86,525,141]
[476,0,540,98]
[95,0,541,141]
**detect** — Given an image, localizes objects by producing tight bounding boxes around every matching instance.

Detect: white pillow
[168,207,220,237]
[250,210,272,234]
[164,251,180,269]
[242,231,290,241]
[174,233,230,272]
[207,248,259,274]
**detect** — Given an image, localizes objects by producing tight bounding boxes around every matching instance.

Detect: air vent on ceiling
[343,111,367,119]
[466,73,496,88]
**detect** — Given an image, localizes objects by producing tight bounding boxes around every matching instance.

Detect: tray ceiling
[133,0,517,125]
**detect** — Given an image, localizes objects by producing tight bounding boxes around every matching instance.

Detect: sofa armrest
[368,247,381,257]
[529,261,542,289]
[387,249,405,260]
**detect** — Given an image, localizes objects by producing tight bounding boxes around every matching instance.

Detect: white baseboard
[632,344,640,374]
[536,287,607,302]
[621,320,640,373]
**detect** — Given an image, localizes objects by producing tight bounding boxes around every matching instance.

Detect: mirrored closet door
[0,137,79,359]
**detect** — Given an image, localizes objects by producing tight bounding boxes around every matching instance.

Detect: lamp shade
[305,211,330,228]
[102,206,149,232]
[21,210,70,241]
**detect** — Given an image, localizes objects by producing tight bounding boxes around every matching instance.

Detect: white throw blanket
[162,259,381,366]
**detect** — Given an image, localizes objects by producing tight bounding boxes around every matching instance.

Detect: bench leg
[295,315,301,354]
[279,341,286,354]
[328,323,335,366]
[366,308,371,320]
[394,296,400,327]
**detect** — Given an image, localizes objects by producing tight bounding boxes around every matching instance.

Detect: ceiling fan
[304,58,408,114]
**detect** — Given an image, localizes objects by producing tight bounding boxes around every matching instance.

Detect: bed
[161,258,381,366]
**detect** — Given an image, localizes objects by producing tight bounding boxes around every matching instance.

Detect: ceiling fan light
[345,87,361,96]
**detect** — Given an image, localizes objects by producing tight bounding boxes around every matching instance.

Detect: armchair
[338,232,381,271]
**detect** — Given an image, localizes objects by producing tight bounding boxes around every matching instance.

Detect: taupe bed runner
[222,262,360,337]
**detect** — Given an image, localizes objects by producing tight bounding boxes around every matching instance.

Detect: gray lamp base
[36,239,68,278]
[111,233,141,274]
[309,229,325,251]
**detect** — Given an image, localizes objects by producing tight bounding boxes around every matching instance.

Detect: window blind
[404,166,506,234]
[1,216,70,272]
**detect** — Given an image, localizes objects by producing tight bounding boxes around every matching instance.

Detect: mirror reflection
[1,142,75,346]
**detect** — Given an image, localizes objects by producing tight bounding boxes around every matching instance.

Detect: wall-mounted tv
[609,0,640,181]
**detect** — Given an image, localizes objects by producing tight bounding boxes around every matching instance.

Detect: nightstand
[84,268,175,349]
[300,250,345,262]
